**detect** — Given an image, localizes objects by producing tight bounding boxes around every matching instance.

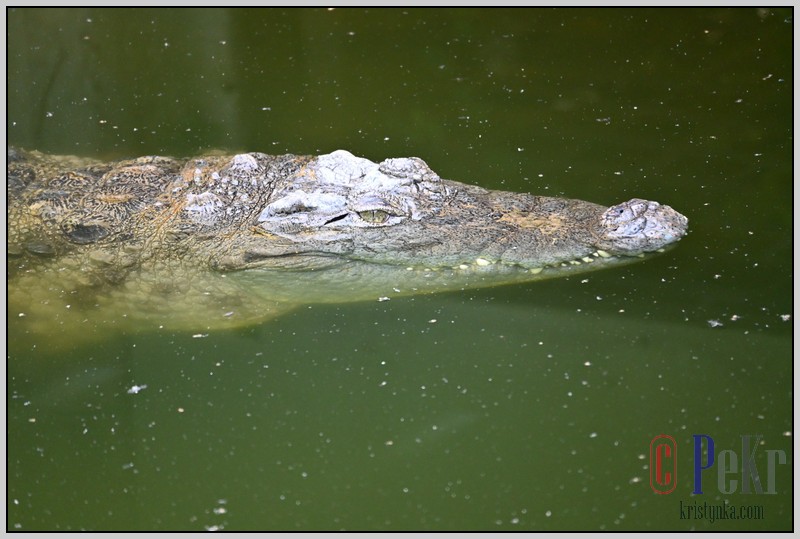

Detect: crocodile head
[8,147,688,341]
[239,150,688,283]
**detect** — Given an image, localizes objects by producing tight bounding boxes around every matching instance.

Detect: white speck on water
[127,384,147,395]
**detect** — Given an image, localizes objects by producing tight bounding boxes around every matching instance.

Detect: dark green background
[7,7,792,531]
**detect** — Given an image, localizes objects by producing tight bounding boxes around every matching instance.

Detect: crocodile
[8,146,688,343]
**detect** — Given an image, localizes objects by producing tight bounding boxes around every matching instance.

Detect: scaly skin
[7,147,688,343]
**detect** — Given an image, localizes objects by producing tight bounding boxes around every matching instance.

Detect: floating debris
[127,384,147,394]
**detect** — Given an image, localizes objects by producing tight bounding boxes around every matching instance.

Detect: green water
[7,7,792,531]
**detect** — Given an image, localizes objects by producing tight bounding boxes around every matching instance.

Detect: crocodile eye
[357,209,391,224]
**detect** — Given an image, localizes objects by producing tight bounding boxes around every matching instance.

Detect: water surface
[7,7,792,531]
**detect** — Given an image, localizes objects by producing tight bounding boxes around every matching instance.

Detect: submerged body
[8,147,688,341]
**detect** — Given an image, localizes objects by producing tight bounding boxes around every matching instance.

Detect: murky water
[7,8,792,531]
